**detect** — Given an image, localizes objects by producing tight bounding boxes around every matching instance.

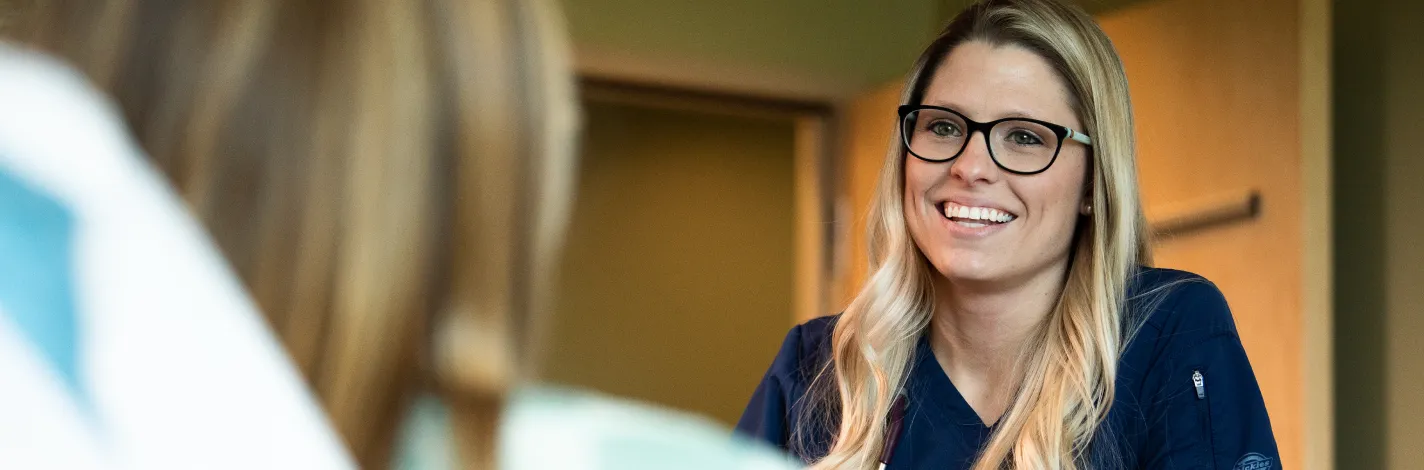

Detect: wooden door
[832,82,902,307]
[542,98,799,426]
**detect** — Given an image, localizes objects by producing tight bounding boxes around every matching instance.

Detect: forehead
[920,41,1079,127]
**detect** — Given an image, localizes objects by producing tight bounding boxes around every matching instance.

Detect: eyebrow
[920,101,1048,122]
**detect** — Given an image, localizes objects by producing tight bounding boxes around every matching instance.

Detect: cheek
[902,158,942,238]
[1022,151,1088,229]
[902,158,942,202]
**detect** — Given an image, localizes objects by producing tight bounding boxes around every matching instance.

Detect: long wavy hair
[11,1,578,468]
[803,0,1149,468]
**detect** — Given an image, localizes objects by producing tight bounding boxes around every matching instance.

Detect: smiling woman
[735,0,1281,469]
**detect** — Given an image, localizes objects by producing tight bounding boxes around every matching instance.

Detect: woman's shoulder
[790,315,838,359]
[1127,267,1240,343]
[762,315,838,386]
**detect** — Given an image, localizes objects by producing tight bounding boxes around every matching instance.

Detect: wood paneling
[832,82,901,309]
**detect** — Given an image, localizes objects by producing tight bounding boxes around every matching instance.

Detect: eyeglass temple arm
[1066,128,1093,146]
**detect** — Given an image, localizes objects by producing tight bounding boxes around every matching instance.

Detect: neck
[928,263,1069,382]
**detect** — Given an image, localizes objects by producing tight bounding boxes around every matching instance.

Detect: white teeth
[943,203,1015,223]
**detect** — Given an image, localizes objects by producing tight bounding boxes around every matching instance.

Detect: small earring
[1081,204,1093,215]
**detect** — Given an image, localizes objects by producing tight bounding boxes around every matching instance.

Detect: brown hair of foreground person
[10,0,580,468]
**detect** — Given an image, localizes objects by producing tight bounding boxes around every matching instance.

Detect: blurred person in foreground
[0,45,352,470]
[2,1,797,469]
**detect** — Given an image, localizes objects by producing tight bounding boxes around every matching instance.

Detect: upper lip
[938,196,1018,217]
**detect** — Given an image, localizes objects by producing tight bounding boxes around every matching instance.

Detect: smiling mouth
[938,202,1018,228]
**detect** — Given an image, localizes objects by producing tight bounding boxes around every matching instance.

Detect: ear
[1080,176,1094,216]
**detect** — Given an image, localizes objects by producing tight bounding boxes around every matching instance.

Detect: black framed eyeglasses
[898,104,1093,175]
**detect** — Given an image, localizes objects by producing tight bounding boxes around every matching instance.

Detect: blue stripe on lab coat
[0,165,87,406]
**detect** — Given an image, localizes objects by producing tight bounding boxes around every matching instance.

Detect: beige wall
[539,100,797,426]
[1334,0,1424,467]
[561,0,939,94]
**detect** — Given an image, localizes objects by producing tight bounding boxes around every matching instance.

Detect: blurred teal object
[0,166,85,405]
[392,386,801,470]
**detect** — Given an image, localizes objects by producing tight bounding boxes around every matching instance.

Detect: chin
[930,250,1003,284]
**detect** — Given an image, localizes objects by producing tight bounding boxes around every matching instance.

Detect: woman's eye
[929,121,961,137]
[1008,130,1044,146]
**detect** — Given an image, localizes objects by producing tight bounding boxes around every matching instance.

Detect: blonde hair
[804,0,1149,468]
[12,1,578,468]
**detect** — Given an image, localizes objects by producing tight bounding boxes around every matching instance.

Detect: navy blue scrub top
[736,268,1280,469]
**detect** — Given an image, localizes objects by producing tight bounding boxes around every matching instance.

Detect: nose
[949,130,999,185]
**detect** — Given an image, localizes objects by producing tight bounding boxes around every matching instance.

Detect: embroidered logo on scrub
[1233,453,1272,470]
